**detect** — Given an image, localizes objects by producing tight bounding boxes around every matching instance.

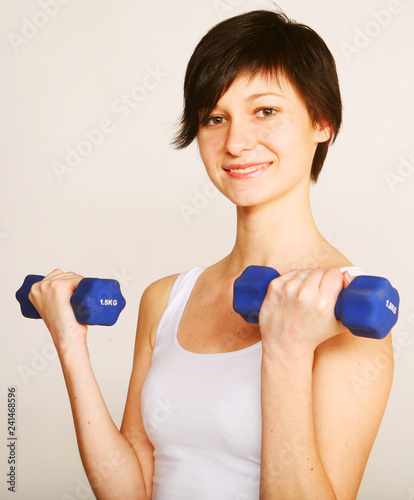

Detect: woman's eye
[256,107,277,118]
[207,116,226,126]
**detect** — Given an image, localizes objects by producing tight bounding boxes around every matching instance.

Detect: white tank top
[141,265,364,500]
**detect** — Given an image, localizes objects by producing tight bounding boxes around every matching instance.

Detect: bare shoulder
[139,274,180,320]
[315,240,354,270]
[138,273,181,349]
[282,239,356,274]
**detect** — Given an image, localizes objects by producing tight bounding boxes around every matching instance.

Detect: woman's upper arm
[312,330,394,499]
[120,273,179,493]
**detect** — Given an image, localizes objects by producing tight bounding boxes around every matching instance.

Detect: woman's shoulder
[308,241,355,271]
[137,273,181,348]
[140,273,181,317]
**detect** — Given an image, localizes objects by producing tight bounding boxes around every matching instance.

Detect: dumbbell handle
[233,266,400,339]
[16,275,126,326]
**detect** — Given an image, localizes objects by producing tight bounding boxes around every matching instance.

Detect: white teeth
[228,163,268,173]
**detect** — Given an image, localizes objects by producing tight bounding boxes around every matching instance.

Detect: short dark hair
[173,9,342,182]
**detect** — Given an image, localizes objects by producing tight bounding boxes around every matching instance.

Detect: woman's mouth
[224,162,272,179]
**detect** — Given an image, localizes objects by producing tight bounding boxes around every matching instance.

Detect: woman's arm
[259,268,393,499]
[29,269,177,499]
[58,341,148,500]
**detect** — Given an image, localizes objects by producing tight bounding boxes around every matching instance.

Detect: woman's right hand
[29,269,88,354]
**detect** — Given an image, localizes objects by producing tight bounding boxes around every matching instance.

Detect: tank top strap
[156,266,206,340]
[339,266,366,277]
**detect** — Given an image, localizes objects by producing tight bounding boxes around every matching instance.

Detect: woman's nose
[224,120,255,157]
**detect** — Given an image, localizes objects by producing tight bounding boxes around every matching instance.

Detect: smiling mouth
[224,162,272,178]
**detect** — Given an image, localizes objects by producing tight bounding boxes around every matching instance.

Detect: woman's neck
[225,189,329,275]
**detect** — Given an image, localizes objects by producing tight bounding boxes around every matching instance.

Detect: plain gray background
[1,0,413,498]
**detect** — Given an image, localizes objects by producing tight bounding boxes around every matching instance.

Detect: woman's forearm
[58,341,149,500]
[260,347,336,500]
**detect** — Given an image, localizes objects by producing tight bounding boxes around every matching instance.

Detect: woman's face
[197,72,331,208]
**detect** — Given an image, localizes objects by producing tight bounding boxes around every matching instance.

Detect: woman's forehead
[217,71,298,103]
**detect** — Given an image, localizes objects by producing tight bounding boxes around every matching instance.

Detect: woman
[29,9,393,500]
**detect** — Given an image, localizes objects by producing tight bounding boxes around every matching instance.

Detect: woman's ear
[314,120,332,143]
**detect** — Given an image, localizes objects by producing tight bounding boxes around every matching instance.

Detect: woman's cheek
[209,137,225,153]
[199,135,223,162]
[257,120,291,150]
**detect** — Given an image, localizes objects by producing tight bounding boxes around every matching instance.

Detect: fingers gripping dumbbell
[233,266,400,339]
[16,275,126,326]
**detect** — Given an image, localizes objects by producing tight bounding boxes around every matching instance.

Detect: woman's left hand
[259,267,351,359]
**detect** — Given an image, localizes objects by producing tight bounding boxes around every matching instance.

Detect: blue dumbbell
[233,265,400,339]
[16,275,126,326]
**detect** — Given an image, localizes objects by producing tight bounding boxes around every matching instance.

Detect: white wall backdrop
[1,0,413,499]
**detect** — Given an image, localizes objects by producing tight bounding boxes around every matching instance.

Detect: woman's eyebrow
[247,92,286,101]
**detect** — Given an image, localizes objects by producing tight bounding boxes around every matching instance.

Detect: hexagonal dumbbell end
[334,275,400,339]
[16,275,126,326]
[70,278,126,326]
[233,265,280,324]
[15,275,44,319]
